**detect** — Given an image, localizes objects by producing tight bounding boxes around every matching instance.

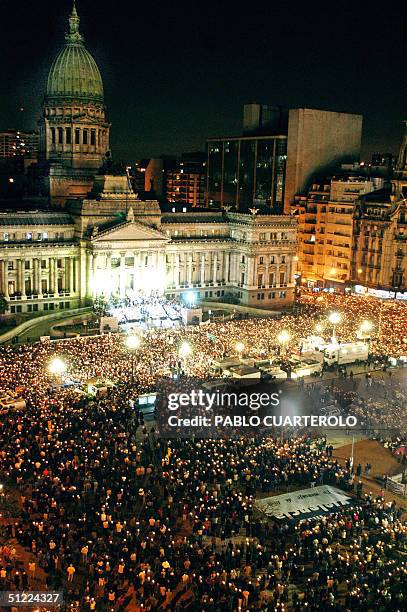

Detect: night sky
[1,0,406,161]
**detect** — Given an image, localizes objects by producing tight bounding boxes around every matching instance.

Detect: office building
[0,130,39,159]
[207,104,363,213]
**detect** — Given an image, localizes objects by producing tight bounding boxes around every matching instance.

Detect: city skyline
[1,0,407,161]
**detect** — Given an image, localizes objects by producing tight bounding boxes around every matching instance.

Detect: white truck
[291,359,323,378]
[323,342,369,366]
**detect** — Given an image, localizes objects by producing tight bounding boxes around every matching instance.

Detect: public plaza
[0,291,407,610]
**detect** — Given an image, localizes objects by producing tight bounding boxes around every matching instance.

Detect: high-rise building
[207,104,363,213]
[166,152,206,207]
[295,177,383,288]
[207,135,287,211]
[285,108,363,213]
[0,130,39,159]
[38,3,110,206]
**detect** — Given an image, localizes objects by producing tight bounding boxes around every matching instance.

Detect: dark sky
[1,0,406,161]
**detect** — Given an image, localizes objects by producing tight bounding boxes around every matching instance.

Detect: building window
[41,260,47,269]
[58,128,63,144]
[3,233,8,241]
[25,261,30,270]
[66,127,72,144]
[83,129,88,145]
[270,256,275,264]
[281,255,285,264]
[26,232,32,240]
[91,129,96,146]
[51,128,56,144]
[75,128,80,144]
[8,262,14,271]
[259,256,264,265]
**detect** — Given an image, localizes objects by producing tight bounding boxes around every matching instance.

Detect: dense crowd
[0,292,406,610]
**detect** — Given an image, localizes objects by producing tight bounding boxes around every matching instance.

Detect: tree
[0,294,7,315]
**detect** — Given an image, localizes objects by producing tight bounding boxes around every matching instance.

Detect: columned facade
[0,180,298,314]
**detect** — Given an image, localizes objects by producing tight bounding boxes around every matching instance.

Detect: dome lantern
[45,1,104,104]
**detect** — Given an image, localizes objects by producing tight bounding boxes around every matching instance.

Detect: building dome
[45,2,103,104]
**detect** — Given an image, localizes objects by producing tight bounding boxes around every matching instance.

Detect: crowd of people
[103,292,183,330]
[0,292,406,610]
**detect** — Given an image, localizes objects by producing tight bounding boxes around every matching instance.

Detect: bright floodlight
[328,312,341,325]
[235,342,245,354]
[48,357,66,376]
[126,335,141,350]
[178,341,192,358]
[277,330,290,344]
[186,291,195,306]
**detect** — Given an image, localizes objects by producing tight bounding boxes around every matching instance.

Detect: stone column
[33,258,39,295]
[247,256,255,289]
[0,259,8,298]
[119,252,126,297]
[174,254,180,288]
[187,255,193,286]
[70,257,75,293]
[213,253,218,285]
[200,254,205,286]
[49,258,54,295]
[53,258,58,294]
[17,259,22,294]
[38,259,43,298]
[86,252,93,299]
[20,258,26,297]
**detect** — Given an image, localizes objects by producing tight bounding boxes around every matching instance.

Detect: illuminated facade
[351,192,407,294]
[295,177,383,287]
[0,176,297,313]
[166,169,205,207]
[38,3,110,206]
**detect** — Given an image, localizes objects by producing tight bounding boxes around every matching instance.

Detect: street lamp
[328,312,341,343]
[277,330,290,356]
[48,357,67,391]
[126,334,141,382]
[178,341,192,359]
[359,320,373,342]
[235,342,245,359]
[277,330,290,344]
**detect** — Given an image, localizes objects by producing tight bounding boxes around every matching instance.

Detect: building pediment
[91,220,169,246]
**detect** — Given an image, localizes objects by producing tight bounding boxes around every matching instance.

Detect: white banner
[255,485,353,521]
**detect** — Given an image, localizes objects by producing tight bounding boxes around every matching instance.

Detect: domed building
[39,2,110,206]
